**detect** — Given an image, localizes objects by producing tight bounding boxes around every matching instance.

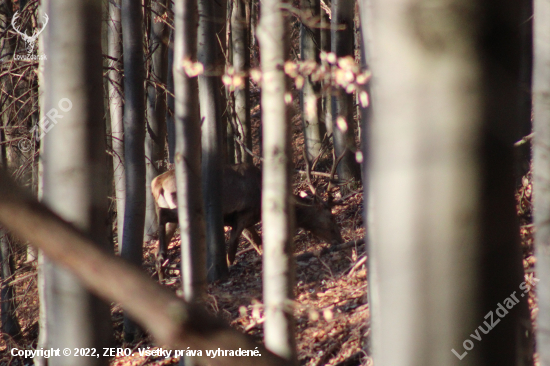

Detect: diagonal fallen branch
[0,170,287,366]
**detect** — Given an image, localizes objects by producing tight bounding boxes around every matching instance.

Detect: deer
[151,163,343,278]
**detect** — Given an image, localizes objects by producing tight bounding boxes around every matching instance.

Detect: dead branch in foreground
[0,169,288,366]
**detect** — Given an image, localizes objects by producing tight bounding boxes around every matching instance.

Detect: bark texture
[258,0,296,362]
[120,0,146,341]
[43,0,113,363]
[199,0,229,282]
[173,0,207,301]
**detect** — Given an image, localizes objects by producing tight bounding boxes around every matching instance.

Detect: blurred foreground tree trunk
[42,0,113,363]
[533,0,550,364]
[366,1,531,365]
[120,0,146,341]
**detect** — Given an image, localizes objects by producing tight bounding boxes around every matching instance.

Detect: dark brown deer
[152,163,343,276]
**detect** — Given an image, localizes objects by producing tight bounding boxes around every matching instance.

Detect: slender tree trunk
[198,0,228,282]
[232,0,252,163]
[250,0,259,68]
[144,0,170,240]
[300,0,323,162]
[43,0,113,363]
[258,0,296,363]
[174,0,206,301]
[120,0,146,341]
[174,1,206,361]
[331,0,360,187]
[167,30,176,165]
[102,0,115,256]
[226,0,236,164]
[0,233,20,339]
[36,251,48,366]
[35,3,48,363]
[533,0,550,364]
[357,2,373,356]
[0,0,13,152]
[108,0,125,251]
[320,5,332,136]
[367,1,531,365]
[515,0,533,184]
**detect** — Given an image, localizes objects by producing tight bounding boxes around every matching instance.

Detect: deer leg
[156,209,178,280]
[157,220,167,281]
[243,228,262,255]
[227,223,246,265]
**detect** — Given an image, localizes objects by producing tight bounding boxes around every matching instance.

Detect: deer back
[222,163,262,228]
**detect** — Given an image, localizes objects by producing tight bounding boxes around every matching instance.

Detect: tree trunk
[257,0,296,362]
[0,0,13,159]
[199,0,229,282]
[300,0,323,162]
[366,1,531,365]
[232,0,252,163]
[533,0,550,363]
[515,0,533,184]
[167,29,176,165]
[42,0,113,363]
[120,0,146,341]
[174,0,207,301]
[144,0,170,241]
[320,5,332,137]
[102,0,115,259]
[108,0,125,251]
[357,2,373,356]
[0,233,20,339]
[331,0,361,188]
[35,3,48,363]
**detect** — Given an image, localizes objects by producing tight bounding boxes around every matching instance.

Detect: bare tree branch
[0,169,288,366]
